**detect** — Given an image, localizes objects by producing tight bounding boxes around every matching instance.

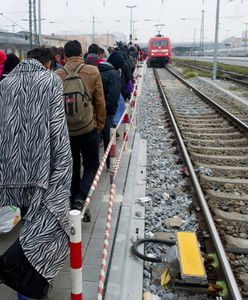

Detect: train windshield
[152,40,168,47]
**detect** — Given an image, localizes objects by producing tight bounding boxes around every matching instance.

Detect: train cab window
[152,40,168,47]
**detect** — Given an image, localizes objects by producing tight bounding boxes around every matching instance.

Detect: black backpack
[0,238,49,299]
[62,64,94,136]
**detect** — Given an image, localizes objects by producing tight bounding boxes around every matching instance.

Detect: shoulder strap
[62,63,86,75]
[62,65,70,75]
[74,63,86,73]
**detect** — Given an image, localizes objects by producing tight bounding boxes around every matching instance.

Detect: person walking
[55,40,105,219]
[84,43,100,66]
[1,53,20,80]
[98,51,124,168]
[0,47,72,299]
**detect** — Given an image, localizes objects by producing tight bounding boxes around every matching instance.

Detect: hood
[98,61,115,72]
[85,53,99,66]
[107,51,124,70]
[10,58,46,75]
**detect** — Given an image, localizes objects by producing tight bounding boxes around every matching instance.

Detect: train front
[147,36,172,67]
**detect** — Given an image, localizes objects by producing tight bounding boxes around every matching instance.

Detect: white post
[69,210,83,300]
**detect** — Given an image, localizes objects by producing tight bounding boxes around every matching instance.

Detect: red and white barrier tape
[97,183,116,300]
[96,67,142,299]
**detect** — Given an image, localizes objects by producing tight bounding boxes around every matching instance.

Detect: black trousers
[69,129,99,206]
[101,115,113,169]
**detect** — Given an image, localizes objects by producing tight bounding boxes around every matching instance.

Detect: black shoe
[83,207,91,223]
[73,202,83,211]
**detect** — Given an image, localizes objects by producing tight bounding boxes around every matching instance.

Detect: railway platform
[0,63,146,300]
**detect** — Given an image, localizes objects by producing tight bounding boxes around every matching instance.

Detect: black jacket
[98,61,121,116]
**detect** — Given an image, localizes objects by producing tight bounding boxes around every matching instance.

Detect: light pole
[132,20,138,41]
[225,30,230,56]
[38,0,41,45]
[244,22,248,57]
[126,5,137,43]
[212,0,220,80]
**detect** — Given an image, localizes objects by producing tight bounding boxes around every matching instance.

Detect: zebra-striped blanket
[0,59,72,282]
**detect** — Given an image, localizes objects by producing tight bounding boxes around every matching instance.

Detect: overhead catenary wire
[0,12,27,32]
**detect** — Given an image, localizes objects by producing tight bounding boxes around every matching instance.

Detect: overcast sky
[1,0,248,44]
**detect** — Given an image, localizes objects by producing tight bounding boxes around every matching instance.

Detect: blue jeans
[70,129,99,206]
[17,293,48,300]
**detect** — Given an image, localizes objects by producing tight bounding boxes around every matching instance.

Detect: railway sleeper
[200,174,248,193]
[175,117,226,124]
[173,110,215,115]
[183,131,243,140]
[182,127,237,134]
[191,152,248,166]
[178,122,231,129]
[224,235,248,255]
[174,114,221,120]
[187,137,248,147]
[206,188,248,201]
[214,208,248,224]
[189,145,248,156]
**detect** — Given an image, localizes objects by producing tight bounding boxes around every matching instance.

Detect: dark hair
[58,47,64,60]
[50,46,60,56]
[27,47,52,65]
[64,40,82,58]
[3,54,20,74]
[88,43,99,54]
[98,47,104,55]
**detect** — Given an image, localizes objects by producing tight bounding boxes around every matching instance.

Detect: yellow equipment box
[176,232,207,284]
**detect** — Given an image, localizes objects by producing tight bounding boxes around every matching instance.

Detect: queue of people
[0,40,139,299]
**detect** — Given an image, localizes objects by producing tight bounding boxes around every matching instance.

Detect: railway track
[154,67,248,299]
[174,60,248,87]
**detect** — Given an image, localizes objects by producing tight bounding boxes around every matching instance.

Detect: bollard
[109,128,116,184]
[69,210,83,300]
[123,103,129,151]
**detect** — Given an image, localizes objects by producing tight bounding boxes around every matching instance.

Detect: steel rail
[153,68,243,300]
[166,66,248,132]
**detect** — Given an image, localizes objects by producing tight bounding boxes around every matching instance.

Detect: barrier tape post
[109,127,116,184]
[69,210,83,300]
[123,103,129,151]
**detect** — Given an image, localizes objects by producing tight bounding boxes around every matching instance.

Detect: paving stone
[52,271,71,289]
[82,264,101,282]
[47,288,71,300]
[0,285,15,300]
[82,281,98,300]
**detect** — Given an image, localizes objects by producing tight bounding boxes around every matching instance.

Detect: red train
[147,35,172,67]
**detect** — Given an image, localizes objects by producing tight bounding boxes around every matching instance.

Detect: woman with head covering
[0,50,7,81]
[2,53,20,79]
